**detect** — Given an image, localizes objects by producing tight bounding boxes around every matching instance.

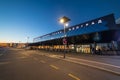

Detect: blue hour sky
[0,0,120,43]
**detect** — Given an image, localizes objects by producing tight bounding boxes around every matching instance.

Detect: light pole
[59,16,70,58]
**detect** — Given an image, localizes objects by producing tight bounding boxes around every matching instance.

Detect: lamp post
[59,16,70,58]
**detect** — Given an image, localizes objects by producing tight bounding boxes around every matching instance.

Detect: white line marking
[50,65,59,70]
[0,62,11,65]
[68,73,80,80]
[67,57,120,69]
[40,60,46,63]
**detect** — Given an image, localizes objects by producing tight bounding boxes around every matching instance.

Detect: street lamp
[59,16,71,58]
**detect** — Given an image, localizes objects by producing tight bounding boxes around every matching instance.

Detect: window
[81,25,83,27]
[98,19,102,24]
[86,23,89,26]
[72,27,75,30]
[60,31,62,33]
[91,22,95,25]
[76,26,79,29]
[69,28,71,31]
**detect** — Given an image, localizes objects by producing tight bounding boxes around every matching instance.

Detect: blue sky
[0,0,120,43]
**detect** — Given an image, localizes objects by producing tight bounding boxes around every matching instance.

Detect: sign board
[63,38,67,44]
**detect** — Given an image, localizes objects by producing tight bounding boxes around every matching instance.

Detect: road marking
[68,73,80,80]
[19,57,26,59]
[50,65,59,70]
[23,54,29,57]
[0,62,11,65]
[40,60,46,63]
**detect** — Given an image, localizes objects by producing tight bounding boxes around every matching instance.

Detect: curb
[46,54,120,76]
[64,58,120,76]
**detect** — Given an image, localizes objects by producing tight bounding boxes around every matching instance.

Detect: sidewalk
[34,50,120,76]
[64,56,120,76]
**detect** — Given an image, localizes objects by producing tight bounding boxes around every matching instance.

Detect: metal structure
[59,16,71,58]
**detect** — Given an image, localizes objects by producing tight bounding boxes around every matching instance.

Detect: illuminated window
[81,25,83,27]
[76,26,79,29]
[91,22,95,25]
[98,19,102,24]
[72,27,75,30]
[86,23,88,26]
[69,28,71,31]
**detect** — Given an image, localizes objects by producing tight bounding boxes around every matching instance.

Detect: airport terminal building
[30,14,120,54]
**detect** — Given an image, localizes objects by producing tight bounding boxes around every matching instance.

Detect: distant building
[30,14,120,54]
[0,43,10,47]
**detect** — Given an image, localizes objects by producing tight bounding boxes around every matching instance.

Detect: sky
[0,0,120,43]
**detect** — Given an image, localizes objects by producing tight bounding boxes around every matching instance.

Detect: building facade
[30,14,120,54]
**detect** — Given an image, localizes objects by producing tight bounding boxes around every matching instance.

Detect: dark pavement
[0,48,120,80]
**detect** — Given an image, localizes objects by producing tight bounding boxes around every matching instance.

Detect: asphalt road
[0,48,120,80]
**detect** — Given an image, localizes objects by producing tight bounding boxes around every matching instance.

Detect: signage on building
[63,38,67,44]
